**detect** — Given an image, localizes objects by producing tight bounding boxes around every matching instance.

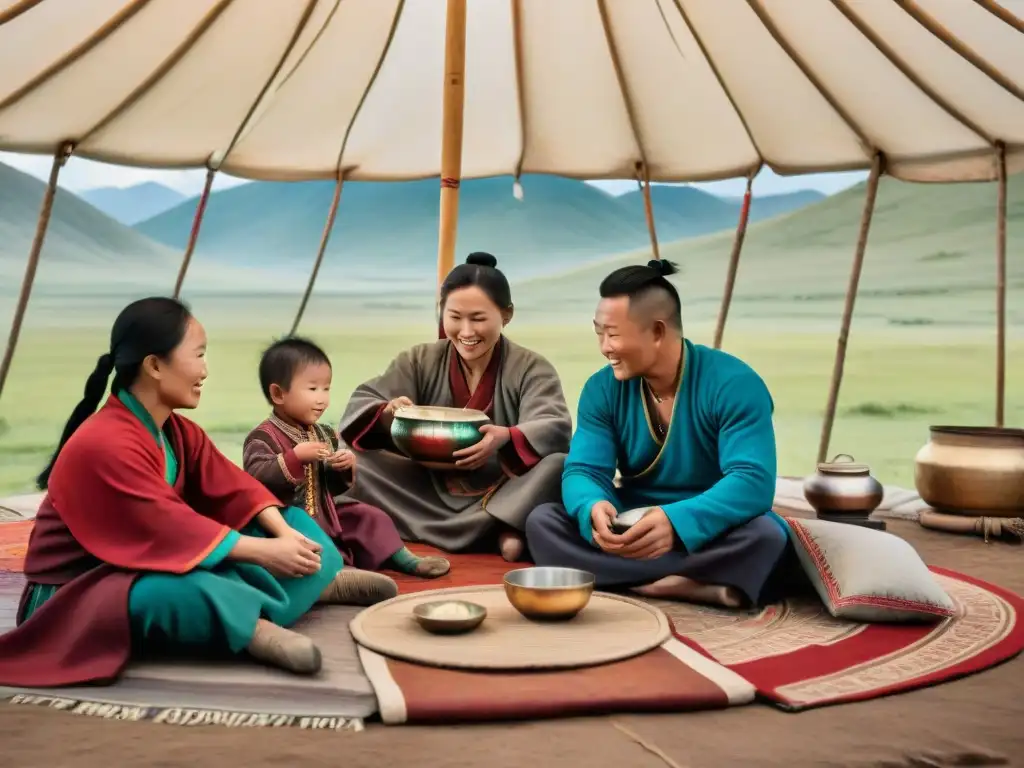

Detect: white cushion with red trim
[785,516,955,623]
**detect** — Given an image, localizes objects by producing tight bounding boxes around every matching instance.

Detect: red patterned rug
[3,526,1022,714]
[0,520,31,573]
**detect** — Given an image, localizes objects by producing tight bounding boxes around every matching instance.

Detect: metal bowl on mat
[390,405,490,467]
[412,600,487,635]
[503,567,596,621]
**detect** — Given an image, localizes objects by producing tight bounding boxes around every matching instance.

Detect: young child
[243,337,450,585]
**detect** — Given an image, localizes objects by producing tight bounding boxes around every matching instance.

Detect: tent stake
[995,142,1007,427]
[713,174,755,349]
[817,153,883,464]
[0,142,72,404]
[172,167,215,299]
[436,0,467,293]
[291,176,344,336]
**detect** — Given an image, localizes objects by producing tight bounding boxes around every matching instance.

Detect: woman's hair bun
[647,258,679,277]
[466,251,498,268]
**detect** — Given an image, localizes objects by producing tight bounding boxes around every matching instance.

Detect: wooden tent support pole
[0,142,72,404]
[713,174,755,349]
[816,153,883,465]
[995,142,1007,427]
[291,176,344,336]
[436,0,467,293]
[172,167,216,299]
[638,163,660,260]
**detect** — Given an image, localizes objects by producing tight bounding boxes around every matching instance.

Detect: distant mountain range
[80,182,186,226]
[132,175,824,288]
[516,174,1024,329]
[616,186,824,243]
[0,162,178,291]
[0,161,825,294]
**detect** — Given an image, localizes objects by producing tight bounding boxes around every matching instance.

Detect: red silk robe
[0,396,277,687]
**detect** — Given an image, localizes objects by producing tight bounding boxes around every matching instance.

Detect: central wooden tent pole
[291,176,344,336]
[436,0,468,293]
[0,142,73,404]
[713,173,755,349]
[816,152,884,465]
[637,162,661,260]
[995,142,1007,427]
[172,166,216,299]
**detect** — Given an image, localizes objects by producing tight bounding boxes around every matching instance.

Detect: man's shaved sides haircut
[598,259,682,332]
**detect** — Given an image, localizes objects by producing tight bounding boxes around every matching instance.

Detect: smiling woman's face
[150,317,209,410]
[441,285,508,363]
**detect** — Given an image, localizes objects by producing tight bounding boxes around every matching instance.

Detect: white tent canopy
[1,0,1022,184]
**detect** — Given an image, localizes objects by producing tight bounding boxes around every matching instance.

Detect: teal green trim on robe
[22,391,343,652]
[198,529,241,568]
[120,389,234,569]
[118,390,178,486]
[562,339,787,552]
[23,391,188,621]
[129,506,341,652]
[20,583,57,621]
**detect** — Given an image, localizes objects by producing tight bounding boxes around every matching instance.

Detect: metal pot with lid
[802,454,886,530]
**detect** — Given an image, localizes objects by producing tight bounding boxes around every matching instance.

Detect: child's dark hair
[258,336,331,403]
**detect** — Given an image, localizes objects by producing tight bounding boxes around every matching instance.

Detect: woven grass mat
[350,585,671,671]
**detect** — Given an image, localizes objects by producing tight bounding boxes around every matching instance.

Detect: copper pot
[803,454,884,528]
[914,426,1024,517]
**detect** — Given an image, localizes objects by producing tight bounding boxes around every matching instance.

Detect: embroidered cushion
[784,516,955,623]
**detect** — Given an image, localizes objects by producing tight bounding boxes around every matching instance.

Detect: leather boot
[247,619,322,675]
[319,568,398,606]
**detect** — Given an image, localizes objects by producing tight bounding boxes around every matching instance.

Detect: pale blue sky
[1,150,867,199]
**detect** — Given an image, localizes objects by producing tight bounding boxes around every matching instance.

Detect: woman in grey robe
[339,252,572,561]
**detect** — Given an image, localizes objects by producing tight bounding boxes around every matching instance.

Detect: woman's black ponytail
[36,297,192,490]
[36,353,116,489]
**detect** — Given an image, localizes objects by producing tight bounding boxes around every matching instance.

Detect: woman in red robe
[0,297,396,688]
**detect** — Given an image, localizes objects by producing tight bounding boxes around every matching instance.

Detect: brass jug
[803,454,885,530]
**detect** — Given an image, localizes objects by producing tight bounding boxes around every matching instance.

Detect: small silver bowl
[503,567,596,621]
[611,505,655,533]
[412,600,487,635]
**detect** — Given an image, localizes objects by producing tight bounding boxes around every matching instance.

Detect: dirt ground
[3,517,1024,768]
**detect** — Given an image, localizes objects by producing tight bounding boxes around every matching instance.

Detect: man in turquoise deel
[525,259,790,607]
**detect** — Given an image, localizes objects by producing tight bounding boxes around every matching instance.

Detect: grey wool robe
[338,337,572,552]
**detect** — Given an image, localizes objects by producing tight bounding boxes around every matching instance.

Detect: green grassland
[0,294,1019,498]
[0,173,1020,497]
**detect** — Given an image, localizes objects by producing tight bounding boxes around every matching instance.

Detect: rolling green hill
[615,185,825,243]
[0,161,182,293]
[134,175,822,290]
[516,175,1024,331]
[80,181,186,226]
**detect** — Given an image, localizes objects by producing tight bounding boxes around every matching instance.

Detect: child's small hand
[326,448,355,472]
[294,441,331,464]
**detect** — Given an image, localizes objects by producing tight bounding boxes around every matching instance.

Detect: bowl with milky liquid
[412,600,488,634]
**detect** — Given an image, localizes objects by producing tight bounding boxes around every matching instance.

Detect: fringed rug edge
[0,691,365,731]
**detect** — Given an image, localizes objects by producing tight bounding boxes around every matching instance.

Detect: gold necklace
[302,425,319,518]
[643,378,667,404]
[643,343,685,404]
[270,416,319,517]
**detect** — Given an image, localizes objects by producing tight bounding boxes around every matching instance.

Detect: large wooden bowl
[390,405,490,467]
